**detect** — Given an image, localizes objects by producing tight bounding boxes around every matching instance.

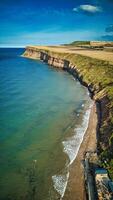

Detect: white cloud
[73,4,102,14]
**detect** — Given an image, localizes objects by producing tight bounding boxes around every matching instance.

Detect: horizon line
[0,46,26,48]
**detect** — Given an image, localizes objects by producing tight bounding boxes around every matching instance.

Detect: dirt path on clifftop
[63,103,97,200]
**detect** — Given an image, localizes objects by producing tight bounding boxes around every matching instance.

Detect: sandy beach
[63,102,97,200]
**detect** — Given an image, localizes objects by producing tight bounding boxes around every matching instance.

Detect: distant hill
[64,40,113,47]
[64,41,90,46]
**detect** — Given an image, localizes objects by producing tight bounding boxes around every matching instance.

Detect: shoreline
[63,102,97,200]
[61,101,94,200]
[22,49,99,200]
[22,46,111,199]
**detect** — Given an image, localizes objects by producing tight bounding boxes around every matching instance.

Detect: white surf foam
[52,103,92,199]
[52,172,69,199]
[63,105,92,165]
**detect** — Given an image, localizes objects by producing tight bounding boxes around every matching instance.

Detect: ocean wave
[52,172,69,199]
[52,103,92,199]
[63,106,92,165]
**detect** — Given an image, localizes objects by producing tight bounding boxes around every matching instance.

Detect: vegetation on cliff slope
[44,50,113,178]
[64,41,90,46]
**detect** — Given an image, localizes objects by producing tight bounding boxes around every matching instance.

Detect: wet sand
[63,102,97,200]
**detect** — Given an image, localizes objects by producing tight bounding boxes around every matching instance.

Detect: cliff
[23,46,113,178]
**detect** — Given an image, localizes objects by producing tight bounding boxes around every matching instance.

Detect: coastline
[22,46,113,199]
[22,48,98,199]
[52,101,93,199]
[63,102,97,200]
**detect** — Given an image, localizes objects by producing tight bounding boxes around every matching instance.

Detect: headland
[22,42,113,199]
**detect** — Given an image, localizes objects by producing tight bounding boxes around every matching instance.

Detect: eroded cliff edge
[23,46,113,179]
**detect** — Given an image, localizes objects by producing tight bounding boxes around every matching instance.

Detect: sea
[0,48,92,200]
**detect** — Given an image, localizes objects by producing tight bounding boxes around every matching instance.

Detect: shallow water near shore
[0,48,91,200]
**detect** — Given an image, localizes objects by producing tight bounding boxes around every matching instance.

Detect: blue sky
[0,0,113,46]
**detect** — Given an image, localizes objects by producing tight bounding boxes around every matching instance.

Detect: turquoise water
[0,48,91,200]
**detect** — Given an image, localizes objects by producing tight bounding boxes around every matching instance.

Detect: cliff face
[40,51,70,69]
[23,46,41,59]
[23,46,70,69]
[23,47,99,95]
[22,47,113,175]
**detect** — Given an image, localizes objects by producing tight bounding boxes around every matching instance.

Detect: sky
[0,0,113,47]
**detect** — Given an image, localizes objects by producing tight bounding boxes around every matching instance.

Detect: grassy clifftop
[45,51,113,92]
[41,49,113,178]
[64,41,90,46]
